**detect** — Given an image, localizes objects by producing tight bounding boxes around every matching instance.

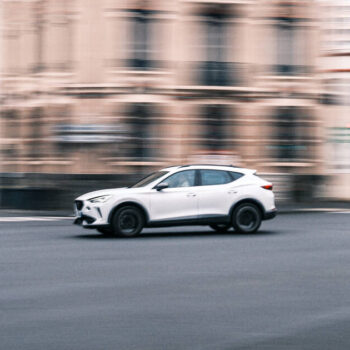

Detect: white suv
[74,165,277,237]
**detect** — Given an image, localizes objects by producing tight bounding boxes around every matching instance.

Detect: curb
[278,208,350,215]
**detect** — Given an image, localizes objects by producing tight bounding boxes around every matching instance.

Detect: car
[73,164,277,237]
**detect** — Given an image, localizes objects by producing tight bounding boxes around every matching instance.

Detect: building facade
[1,0,341,205]
[319,0,350,200]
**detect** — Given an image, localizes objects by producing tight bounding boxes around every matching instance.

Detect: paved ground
[0,200,349,217]
[1,212,350,350]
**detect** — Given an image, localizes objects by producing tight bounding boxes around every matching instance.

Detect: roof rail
[179,164,239,168]
[164,165,182,168]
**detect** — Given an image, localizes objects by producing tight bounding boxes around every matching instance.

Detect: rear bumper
[263,208,277,220]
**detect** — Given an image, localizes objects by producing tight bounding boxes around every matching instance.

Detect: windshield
[130,171,169,188]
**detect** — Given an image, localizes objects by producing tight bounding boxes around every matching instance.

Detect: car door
[148,170,198,222]
[196,169,237,219]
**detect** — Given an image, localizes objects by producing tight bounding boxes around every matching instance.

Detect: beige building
[319,0,350,200]
[1,0,341,204]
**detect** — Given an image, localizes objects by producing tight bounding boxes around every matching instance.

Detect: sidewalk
[0,201,349,217]
[277,201,350,214]
[0,209,74,217]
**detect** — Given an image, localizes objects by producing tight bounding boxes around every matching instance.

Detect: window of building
[276,18,295,75]
[202,105,227,151]
[274,2,309,75]
[206,13,225,63]
[200,9,232,86]
[28,108,43,157]
[273,107,314,161]
[129,9,153,69]
[33,1,44,72]
[127,104,151,159]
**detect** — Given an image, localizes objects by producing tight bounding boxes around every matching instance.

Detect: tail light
[261,184,273,191]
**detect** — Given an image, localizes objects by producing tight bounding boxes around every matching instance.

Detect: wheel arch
[229,198,265,220]
[108,201,150,224]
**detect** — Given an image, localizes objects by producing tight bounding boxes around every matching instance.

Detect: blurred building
[319,0,350,200]
[1,0,346,206]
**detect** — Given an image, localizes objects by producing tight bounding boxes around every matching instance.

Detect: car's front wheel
[232,203,262,233]
[111,206,144,238]
[209,224,231,233]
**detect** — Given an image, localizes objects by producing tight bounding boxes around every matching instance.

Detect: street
[1,212,350,350]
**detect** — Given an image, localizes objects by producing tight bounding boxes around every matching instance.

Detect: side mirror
[155,182,169,191]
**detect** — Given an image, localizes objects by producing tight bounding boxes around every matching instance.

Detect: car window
[165,170,196,188]
[200,170,232,186]
[131,171,168,188]
[230,172,244,181]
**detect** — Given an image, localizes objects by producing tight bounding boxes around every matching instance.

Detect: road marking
[0,217,72,222]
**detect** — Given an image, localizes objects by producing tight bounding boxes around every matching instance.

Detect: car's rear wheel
[209,224,231,233]
[232,203,261,233]
[111,206,144,238]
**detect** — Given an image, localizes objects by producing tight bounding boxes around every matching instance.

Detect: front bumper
[73,215,96,226]
[73,200,109,228]
[263,208,277,220]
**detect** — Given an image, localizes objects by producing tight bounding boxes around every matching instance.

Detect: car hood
[76,187,144,201]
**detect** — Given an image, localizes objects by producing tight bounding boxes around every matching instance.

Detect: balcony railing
[275,64,310,76]
[198,61,241,87]
[127,58,161,71]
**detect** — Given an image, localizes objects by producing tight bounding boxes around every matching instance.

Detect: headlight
[88,195,112,203]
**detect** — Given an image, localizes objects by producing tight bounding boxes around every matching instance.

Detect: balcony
[275,64,310,76]
[198,61,241,87]
[128,58,154,71]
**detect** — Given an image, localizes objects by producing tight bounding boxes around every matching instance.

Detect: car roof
[161,164,255,175]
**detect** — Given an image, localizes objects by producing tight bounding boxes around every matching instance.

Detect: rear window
[200,170,232,186]
[229,172,244,181]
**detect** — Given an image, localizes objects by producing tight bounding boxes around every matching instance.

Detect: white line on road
[0,217,72,222]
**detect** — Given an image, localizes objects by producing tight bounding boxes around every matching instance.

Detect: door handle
[228,190,237,194]
[187,193,196,197]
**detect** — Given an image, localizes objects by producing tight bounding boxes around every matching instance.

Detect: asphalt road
[1,212,350,350]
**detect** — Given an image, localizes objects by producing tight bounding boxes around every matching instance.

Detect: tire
[111,206,144,238]
[210,224,231,233]
[232,203,262,234]
[97,228,113,236]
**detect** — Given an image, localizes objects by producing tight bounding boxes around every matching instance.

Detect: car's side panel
[228,183,275,214]
[147,214,230,227]
[195,183,234,217]
[102,193,151,223]
[148,187,198,221]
